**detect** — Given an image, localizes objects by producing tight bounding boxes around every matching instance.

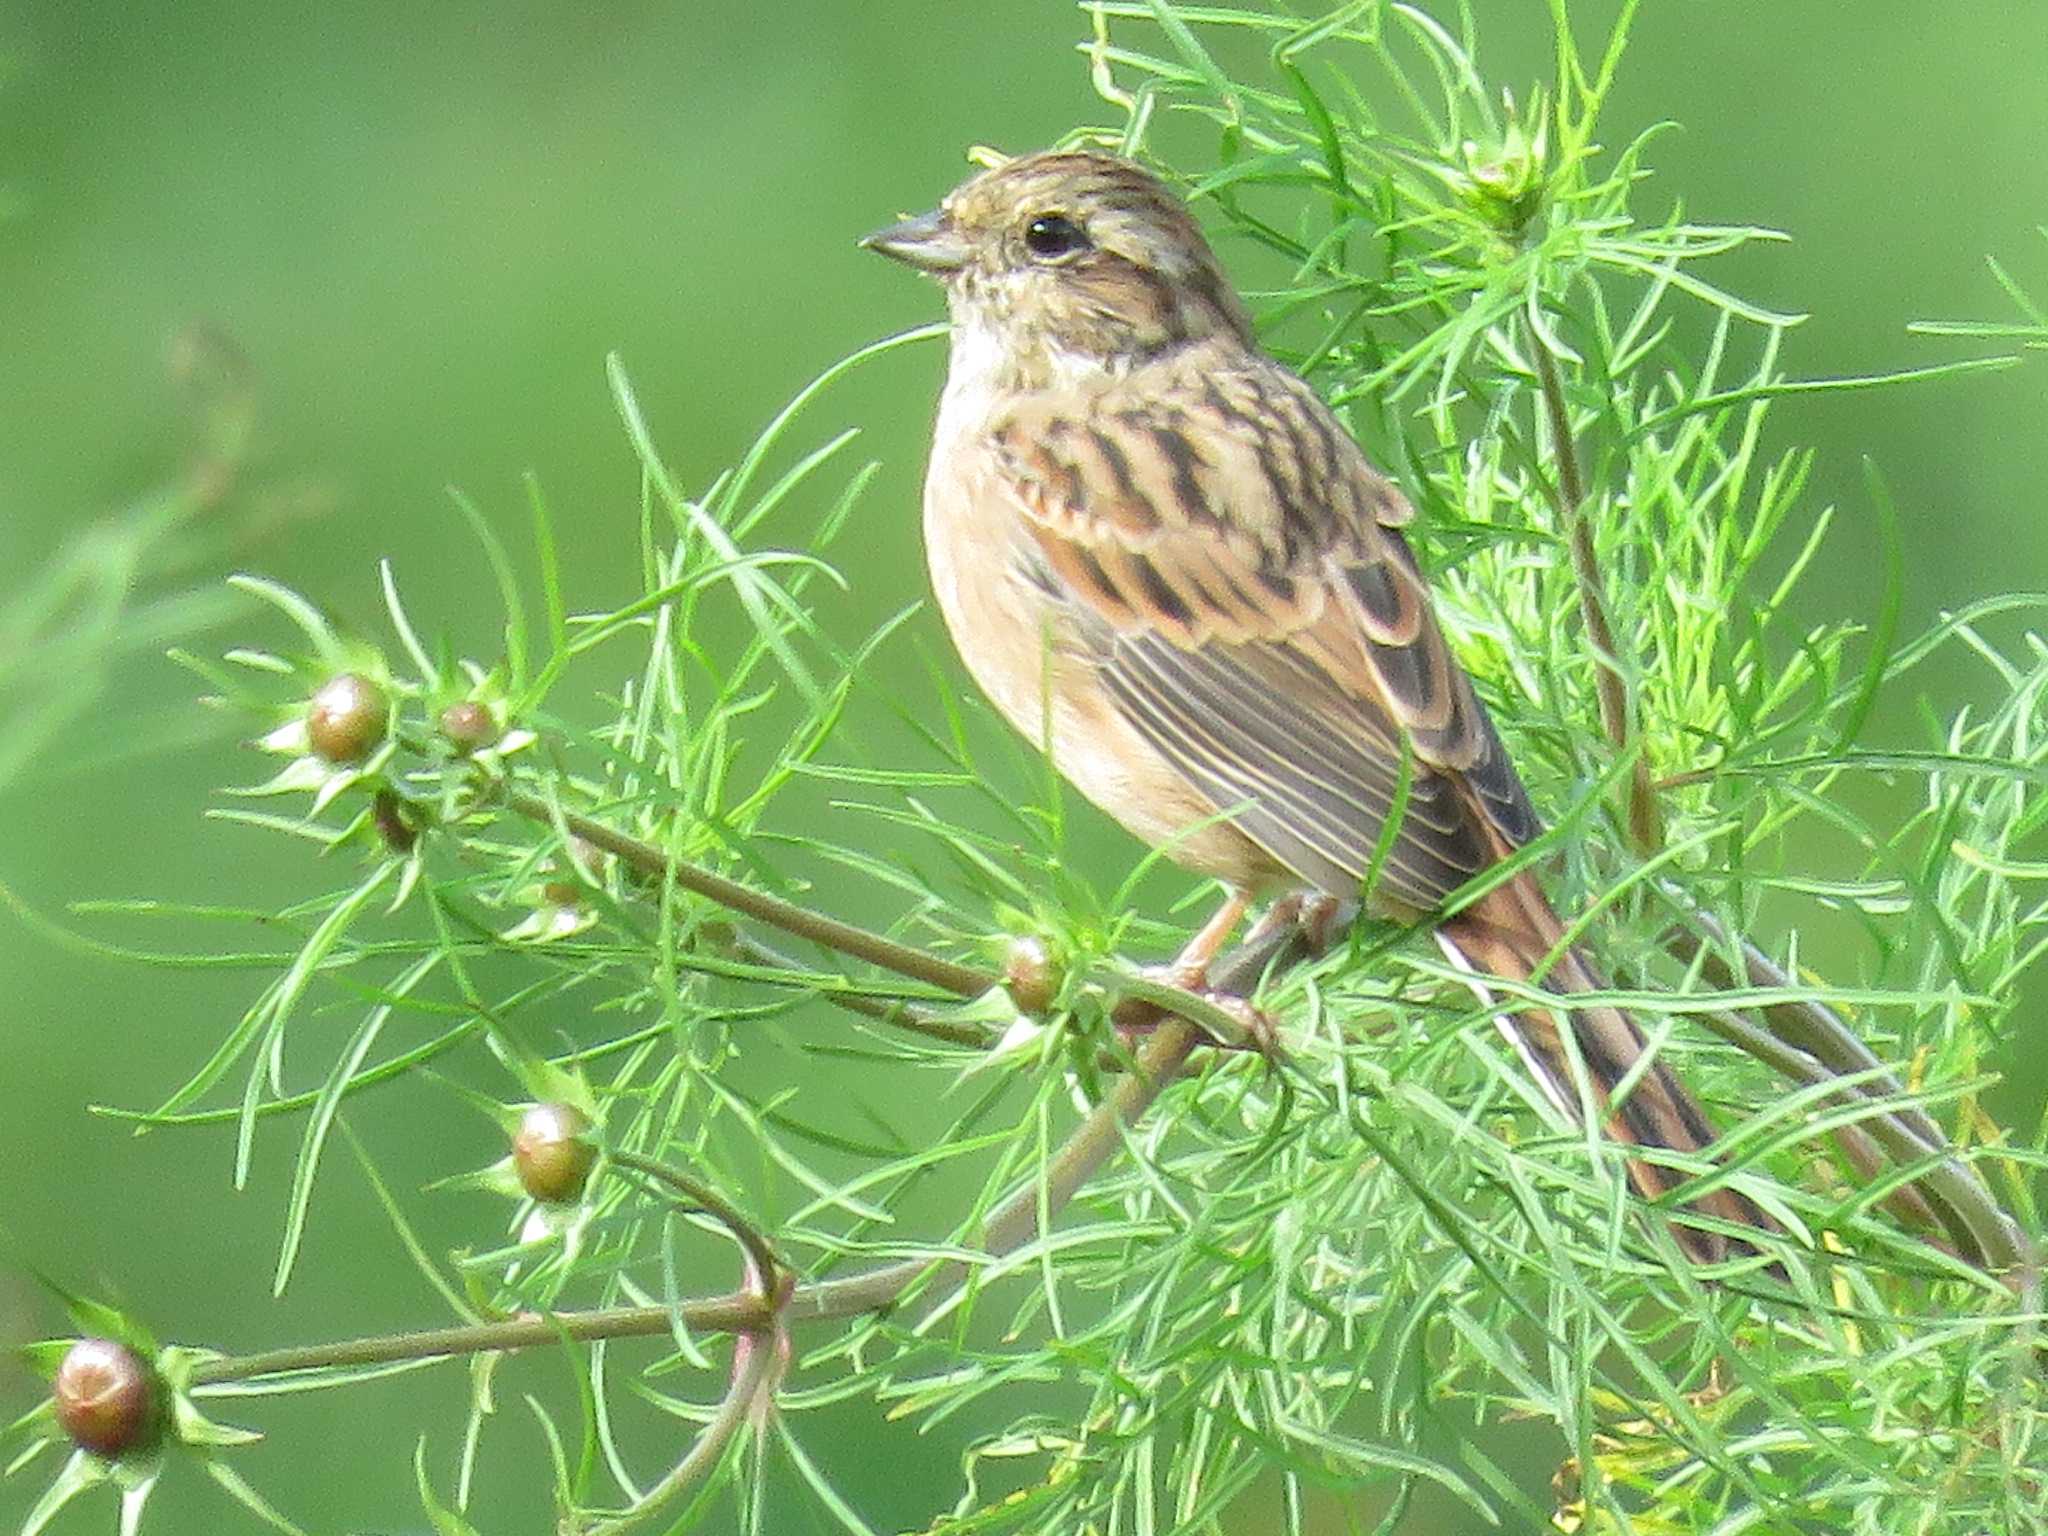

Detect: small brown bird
[864,149,1769,1262]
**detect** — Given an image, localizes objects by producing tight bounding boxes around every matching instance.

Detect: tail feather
[1436,875,1775,1265]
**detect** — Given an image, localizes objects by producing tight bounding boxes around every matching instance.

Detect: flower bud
[1455,100,1548,241]
[52,1338,157,1460]
[513,1102,596,1204]
[305,673,388,764]
[1003,936,1061,1014]
[438,700,499,754]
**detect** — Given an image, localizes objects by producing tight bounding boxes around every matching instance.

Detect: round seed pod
[437,700,499,754]
[305,673,389,764]
[513,1102,596,1204]
[52,1339,158,1460]
[1003,936,1061,1015]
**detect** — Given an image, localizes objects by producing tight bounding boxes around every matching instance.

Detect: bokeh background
[2,2,2044,1531]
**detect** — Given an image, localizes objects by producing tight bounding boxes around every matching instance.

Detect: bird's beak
[858,209,970,274]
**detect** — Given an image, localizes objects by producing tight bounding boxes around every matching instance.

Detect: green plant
[7,3,2044,1533]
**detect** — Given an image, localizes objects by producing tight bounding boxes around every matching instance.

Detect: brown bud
[52,1339,158,1460]
[1003,936,1060,1014]
[437,700,499,754]
[306,673,388,764]
[513,1102,596,1204]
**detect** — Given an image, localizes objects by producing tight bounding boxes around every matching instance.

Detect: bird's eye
[1023,214,1089,260]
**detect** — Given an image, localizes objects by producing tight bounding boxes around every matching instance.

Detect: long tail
[1436,873,1774,1264]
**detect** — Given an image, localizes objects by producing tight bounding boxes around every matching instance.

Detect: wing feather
[984,360,1538,906]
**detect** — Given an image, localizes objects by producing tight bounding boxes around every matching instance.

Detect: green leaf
[414,1440,483,1536]
[19,1450,106,1536]
[203,1461,308,1535]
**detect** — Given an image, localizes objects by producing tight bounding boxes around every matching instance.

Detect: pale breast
[921,398,1285,892]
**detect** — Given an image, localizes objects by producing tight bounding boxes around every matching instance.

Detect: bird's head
[862,150,1253,377]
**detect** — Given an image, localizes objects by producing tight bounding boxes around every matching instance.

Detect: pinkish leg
[1167,887,1252,988]
[1120,887,1287,1057]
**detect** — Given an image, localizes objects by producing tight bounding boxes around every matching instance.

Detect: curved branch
[610,1150,784,1299]
[574,1321,778,1536]
[1662,902,2034,1280]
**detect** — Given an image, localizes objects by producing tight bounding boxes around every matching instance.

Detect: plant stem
[187,1301,764,1383]
[1662,903,2034,1279]
[1530,334,1662,854]
[501,787,997,999]
[574,1308,780,1536]
[1685,997,2024,1277]
[725,931,994,1048]
[609,1150,784,1297]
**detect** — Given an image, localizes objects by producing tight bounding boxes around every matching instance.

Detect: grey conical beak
[858,209,970,273]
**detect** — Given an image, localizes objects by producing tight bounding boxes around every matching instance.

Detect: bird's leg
[1295,893,1348,954]
[1237,891,1348,958]
[1237,891,1303,955]
[1137,889,1343,1059]
[1124,887,1281,1057]
[1166,886,1252,989]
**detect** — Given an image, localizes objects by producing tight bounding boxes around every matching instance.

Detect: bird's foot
[1241,891,1350,957]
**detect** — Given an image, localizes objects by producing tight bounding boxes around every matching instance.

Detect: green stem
[574,1314,779,1536]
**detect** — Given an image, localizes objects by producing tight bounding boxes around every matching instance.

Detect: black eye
[1023,214,1089,260]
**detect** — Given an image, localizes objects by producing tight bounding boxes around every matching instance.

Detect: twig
[1660,895,2033,1278]
[501,787,997,998]
[1663,911,1948,1150]
[574,1308,779,1536]
[1684,1000,2015,1273]
[1530,335,1663,854]
[609,1150,783,1298]
[723,931,995,1048]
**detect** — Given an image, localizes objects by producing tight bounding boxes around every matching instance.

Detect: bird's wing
[982,359,1784,1264]
[984,359,1536,908]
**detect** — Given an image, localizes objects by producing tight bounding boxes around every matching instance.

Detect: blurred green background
[2,2,2043,1531]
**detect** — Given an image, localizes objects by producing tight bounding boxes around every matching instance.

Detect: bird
[862,147,1772,1264]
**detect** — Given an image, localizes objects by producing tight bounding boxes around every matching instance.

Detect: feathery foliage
[8,3,2045,1533]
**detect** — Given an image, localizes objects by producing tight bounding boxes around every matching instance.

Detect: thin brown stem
[574,1322,778,1536]
[1684,999,2021,1277]
[188,1300,766,1383]
[183,1028,1202,1387]
[1530,336,1662,854]
[1659,891,2033,1278]
[1663,909,1947,1148]
[725,931,994,1048]
[609,1150,783,1296]
[501,787,997,999]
